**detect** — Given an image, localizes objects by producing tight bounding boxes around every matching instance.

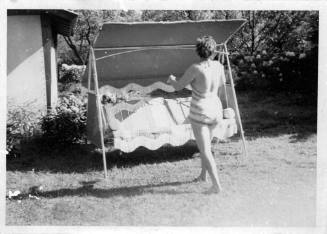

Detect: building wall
[7,15,47,113]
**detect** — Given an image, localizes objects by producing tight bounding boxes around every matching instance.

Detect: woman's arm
[167,65,196,91]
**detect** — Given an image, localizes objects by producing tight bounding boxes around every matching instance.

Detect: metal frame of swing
[87,43,248,179]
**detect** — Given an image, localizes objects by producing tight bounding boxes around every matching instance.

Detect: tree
[57,10,142,65]
[228,11,319,55]
[140,10,240,21]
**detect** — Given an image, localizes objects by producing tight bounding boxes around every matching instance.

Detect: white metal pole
[87,50,92,92]
[86,50,92,115]
[85,50,92,145]
[223,44,248,158]
[91,47,108,178]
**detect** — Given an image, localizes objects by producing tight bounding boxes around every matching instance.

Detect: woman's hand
[167,74,176,84]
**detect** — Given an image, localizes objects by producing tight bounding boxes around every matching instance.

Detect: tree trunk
[251,11,255,55]
[63,36,85,65]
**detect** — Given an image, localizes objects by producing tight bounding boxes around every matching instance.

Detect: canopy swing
[84,20,248,178]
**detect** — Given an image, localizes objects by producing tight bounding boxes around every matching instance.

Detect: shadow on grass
[12,180,196,200]
[238,90,317,141]
[6,140,199,173]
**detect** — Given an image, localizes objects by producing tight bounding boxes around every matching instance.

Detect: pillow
[223,108,235,119]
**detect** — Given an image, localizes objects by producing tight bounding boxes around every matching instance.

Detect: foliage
[140,10,241,21]
[58,64,87,95]
[41,94,87,144]
[6,103,42,157]
[141,10,196,21]
[228,11,318,55]
[231,48,318,97]
[59,64,86,84]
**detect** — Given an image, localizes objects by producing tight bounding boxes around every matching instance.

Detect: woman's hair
[195,35,217,59]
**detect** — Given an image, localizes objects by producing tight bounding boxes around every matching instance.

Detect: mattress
[101,89,237,152]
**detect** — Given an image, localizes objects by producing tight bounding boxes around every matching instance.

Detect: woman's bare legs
[193,156,208,182]
[192,122,222,193]
[193,124,216,183]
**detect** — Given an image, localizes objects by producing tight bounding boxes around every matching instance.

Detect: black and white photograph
[1,0,326,233]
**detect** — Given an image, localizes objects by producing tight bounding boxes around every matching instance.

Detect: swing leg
[223,44,248,158]
[240,127,248,158]
[90,47,109,178]
[100,108,108,178]
[101,142,108,178]
[98,107,108,179]
[97,102,108,179]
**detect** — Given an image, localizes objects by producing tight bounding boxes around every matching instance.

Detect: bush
[41,94,87,144]
[59,64,86,84]
[58,64,86,93]
[6,104,42,157]
[231,48,318,96]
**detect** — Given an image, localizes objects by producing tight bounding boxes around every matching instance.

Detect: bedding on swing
[84,20,247,153]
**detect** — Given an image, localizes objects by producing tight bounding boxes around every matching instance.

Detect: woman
[167,35,225,193]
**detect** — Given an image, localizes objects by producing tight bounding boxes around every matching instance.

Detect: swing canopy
[85,19,247,155]
[84,19,246,89]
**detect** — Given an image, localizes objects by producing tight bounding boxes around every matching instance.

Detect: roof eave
[7,9,78,37]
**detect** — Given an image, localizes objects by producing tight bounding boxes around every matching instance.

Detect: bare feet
[192,152,200,157]
[193,174,208,183]
[204,185,222,194]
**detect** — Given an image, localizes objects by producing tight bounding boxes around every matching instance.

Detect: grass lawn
[6,91,317,226]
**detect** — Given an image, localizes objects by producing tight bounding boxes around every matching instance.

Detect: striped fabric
[189,86,223,125]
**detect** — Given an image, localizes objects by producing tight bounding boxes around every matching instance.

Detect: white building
[7,10,78,112]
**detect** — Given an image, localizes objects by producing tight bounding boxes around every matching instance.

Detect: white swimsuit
[189,86,223,125]
[188,61,224,126]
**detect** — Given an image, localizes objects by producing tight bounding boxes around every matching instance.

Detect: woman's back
[191,60,224,97]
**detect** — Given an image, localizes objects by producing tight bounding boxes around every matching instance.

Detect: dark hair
[196,35,217,59]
